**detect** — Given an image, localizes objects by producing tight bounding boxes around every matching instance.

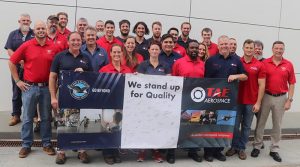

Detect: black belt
[265,91,286,97]
[24,80,48,87]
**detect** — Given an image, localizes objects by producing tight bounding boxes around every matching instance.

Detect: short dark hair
[57,12,68,19]
[148,40,162,50]
[119,19,130,28]
[152,21,162,28]
[105,20,115,27]
[272,41,285,48]
[243,39,254,47]
[201,27,212,35]
[161,34,174,42]
[67,31,82,41]
[132,21,149,35]
[181,22,191,29]
[254,40,264,50]
[167,27,179,34]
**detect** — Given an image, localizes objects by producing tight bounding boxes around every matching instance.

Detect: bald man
[9,20,60,158]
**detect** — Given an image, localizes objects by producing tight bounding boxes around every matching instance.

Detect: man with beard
[254,40,265,61]
[81,26,109,71]
[147,21,162,43]
[5,13,34,126]
[201,27,218,56]
[204,35,247,162]
[46,15,68,51]
[95,20,105,38]
[8,20,59,158]
[168,27,187,57]
[133,21,150,60]
[116,19,130,43]
[229,38,240,58]
[177,22,194,49]
[56,12,71,39]
[76,18,88,42]
[97,20,123,61]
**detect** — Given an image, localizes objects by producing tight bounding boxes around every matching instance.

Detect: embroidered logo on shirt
[250,67,258,71]
[281,67,286,71]
[158,68,165,72]
[80,60,87,64]
[46,50,53,54]
[231,63,237,67]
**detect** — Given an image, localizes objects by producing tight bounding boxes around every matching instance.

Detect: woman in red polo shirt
[198,43,209,62]
[122,36,144,72]
[99,44,131,165]
[99,44,132,73]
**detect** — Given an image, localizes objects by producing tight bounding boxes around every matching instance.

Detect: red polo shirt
[96,36,124,62]
[207,42,218,57]
[99,63,132,74]
[172,56,205,78]
[10,38,59,82]
[263,56,296,94]
[47,34,68,51]
[57,28,71,40]
[173,43,187,57]
[238,57,266,104]
[121,53,144,72]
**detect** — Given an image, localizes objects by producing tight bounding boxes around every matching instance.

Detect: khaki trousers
[253,93,286,152]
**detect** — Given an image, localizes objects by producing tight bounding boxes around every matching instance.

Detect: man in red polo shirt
[46,15,68,51]
[225,39,266,160]
[201,27,218,56]
[252,41,296,162]
[172,40,204,78]
[56,12,71,39]
[8,20,58,158]
[97,20,123,62]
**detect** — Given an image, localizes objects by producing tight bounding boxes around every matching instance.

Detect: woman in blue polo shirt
[135,41,170,163]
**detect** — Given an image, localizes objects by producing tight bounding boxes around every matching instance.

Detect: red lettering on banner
[190,132,233,139]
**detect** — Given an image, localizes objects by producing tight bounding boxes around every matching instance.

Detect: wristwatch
[288,98,293,102]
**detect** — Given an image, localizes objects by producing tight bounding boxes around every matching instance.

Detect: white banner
[121,74,183,148]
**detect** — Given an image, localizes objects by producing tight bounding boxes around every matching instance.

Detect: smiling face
[187,41,199,59]
[218,36,230,56]
[198,44,207,58]
[243,42,254,58]
[124,37,136,53]
[34,21,47,40]
[229,38,237,53]
[161,37,174,54]
[68,32,82,52]
[110,45,123,62]
[84,29,96,45]
[135,24,145,38]
[148,44,161,58]
[105,23,115,38]
[19,15,31,32]
[77,20,88,33]
[181,23,191,37]
[58,14,68,28]
[272,43,285,58]
[120,23,130,36]
[152,24,162,39]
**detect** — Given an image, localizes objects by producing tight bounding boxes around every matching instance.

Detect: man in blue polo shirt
[81,26,109,71]
[5,13,34,126]
[159,34,182,69]
[204,35,247,162]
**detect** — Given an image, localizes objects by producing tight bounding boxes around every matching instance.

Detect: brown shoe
[56,152,66,164]
[19,147,31,158]
[225,148,237,156]
[238,150,247,160]
[9,116,21,126]
[78,152,89,163]
[104,156,114,165]
[43,146,56,155]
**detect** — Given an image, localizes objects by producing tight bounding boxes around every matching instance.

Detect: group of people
[5,11,296,165]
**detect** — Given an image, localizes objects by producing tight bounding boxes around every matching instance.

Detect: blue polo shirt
[159,51,182,68]
[136,38,149,60]
[80,44,109,72]
[137,60,171,75]
[51,50,93,74]
[4,28,34,51]
[177,36,193,49]
[204,53,246,78]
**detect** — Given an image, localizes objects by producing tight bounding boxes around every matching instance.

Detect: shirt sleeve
[4,31,14,50]
[288,63,296,84]
[237,58,247,75]
[165,64,171,75]
[204,58,212,78]
[258,63,266,79]
[171,61,179,76]
[136,62,146,74]
[50,53,61,73]
[9,42,26,64]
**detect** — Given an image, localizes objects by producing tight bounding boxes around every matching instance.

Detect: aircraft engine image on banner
[57,71,237,150]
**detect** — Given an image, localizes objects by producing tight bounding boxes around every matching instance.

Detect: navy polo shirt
[4,28,34,51]
[116,36,126,43]
[147,36,161,44]
[136,38,149,60]
[177,36,193,49]
[204,53,246,78]
[80,44,109,72]
[51,50,93,74]
[137,60,171,75]
[159,51,182,68]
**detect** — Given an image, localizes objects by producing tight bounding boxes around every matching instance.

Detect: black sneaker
[213,152,226,161]
[269,152,282,162]
[188,152,202,162]
[204,154,213,162]
[251,148,260,157]
[166,154,175,164]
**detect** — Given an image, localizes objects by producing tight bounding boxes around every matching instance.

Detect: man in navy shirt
[81,26,109,71]
[116,19,130,43]
[5,13,34,126]
[49,32,93,164]
[159,34,182,69]
[204,35,247,162]
[133,21,150,60]
[177,22,194,49]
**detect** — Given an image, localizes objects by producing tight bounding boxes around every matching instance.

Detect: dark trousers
[11,65,23,116]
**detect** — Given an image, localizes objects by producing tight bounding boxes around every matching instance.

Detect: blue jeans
[11,65,23,116]
[232,104,254,150]
[21,85,52,148]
